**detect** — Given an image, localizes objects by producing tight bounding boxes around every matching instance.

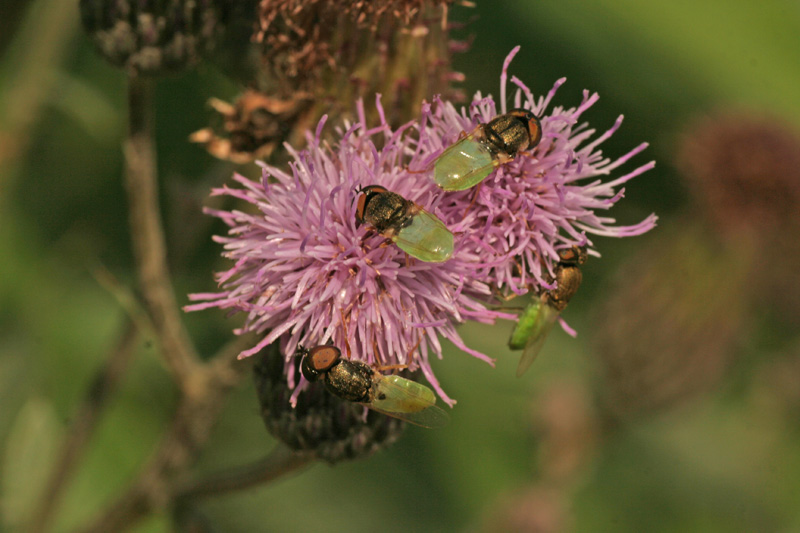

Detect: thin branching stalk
[76,74,261,533]
[175,444,316,501]
[79,335,255,533]
[29,320,139,533]
[124,74,199,385]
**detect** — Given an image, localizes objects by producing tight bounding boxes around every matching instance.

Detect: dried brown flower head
[194,0,466,163]
[190,90,311,163]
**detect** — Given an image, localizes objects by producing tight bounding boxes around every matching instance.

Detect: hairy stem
[125,74,199,384]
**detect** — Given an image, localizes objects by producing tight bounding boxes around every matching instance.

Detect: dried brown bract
[190,90,312,163]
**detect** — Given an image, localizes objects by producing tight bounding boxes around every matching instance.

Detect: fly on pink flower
[186,99,510,406]
[406,46,657,375]
[187,47,656,405]
[414,46,657,295]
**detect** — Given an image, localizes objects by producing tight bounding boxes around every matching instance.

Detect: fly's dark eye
[309,345,341,372]
[301,345,341,381]
[355,191,368,224]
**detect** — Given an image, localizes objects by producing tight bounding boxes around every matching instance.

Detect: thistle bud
[80,0,233,75]
[253,345,405,464]
[592,225,751,421]
[677,112,800,236]
[678,112,800,328]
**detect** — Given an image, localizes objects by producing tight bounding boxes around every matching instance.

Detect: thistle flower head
[187,98,506,406]
[188,48,656,406]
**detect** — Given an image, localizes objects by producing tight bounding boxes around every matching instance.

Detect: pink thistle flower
[412,46,657,295]
[188,47,656,406]
[186,98,511,406]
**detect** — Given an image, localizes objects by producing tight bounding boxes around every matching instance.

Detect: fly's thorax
[546,264,583,311]
[484,113,533,156]
[324,359,375,403]
[364,190,415,233]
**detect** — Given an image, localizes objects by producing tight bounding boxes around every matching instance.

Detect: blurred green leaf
[1,397,62,531]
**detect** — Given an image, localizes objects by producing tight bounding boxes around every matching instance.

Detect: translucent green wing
[515,302,560,377]
[433,137,496,191]
[393,209,454,263]
[367,375,449,429]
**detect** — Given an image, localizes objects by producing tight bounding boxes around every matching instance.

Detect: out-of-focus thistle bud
[79,0,234,75]
[533,380,598,486]
[483,486,569,533]
[482,381,595,533]
[253,344,405,464]
[193,0,467,163]
[592,224,752,421]
[752,343,800,424]
[678,112,800,327]
[677,112,800,237]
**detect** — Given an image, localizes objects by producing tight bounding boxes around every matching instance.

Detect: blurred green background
[2,0,800,531]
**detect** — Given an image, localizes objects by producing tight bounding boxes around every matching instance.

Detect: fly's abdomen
[508,299,543,350]
[374,375,436,413]
[394,210,454,262]
[434,138,494,191]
